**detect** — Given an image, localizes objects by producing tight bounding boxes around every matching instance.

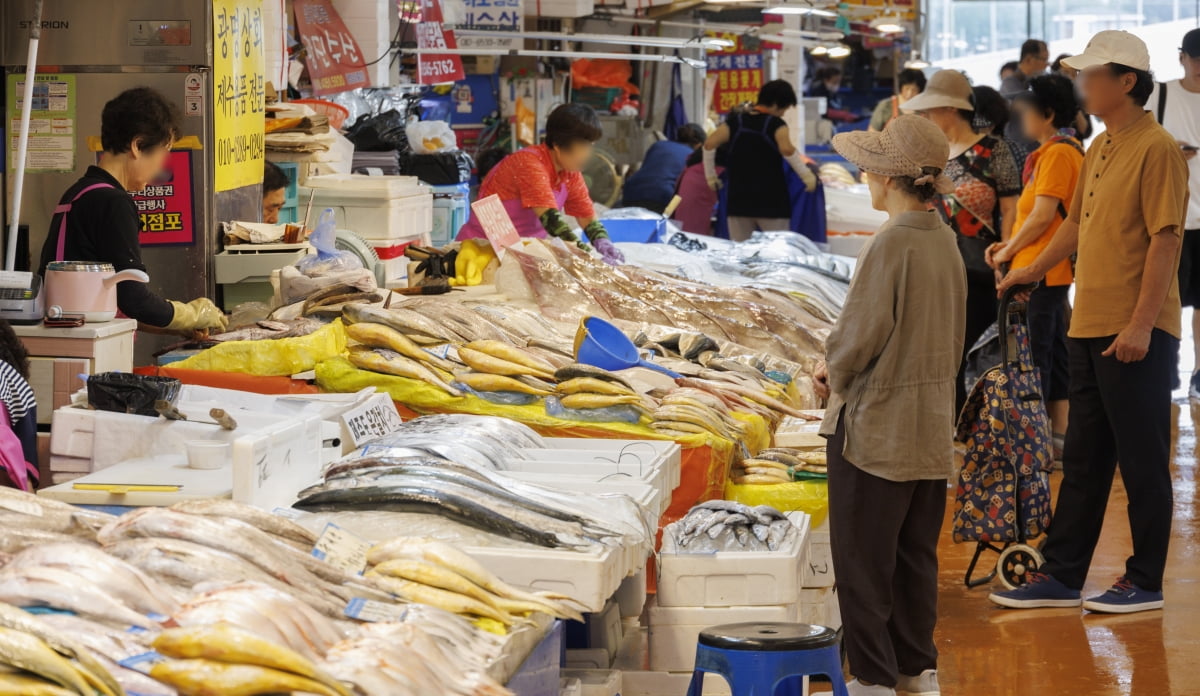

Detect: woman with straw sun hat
[814,114,967,696]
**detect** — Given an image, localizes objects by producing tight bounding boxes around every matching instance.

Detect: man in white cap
[993,30,1189,614]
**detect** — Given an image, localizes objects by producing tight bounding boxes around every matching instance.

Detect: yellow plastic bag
[724,480,829,527]
[172,321,347,376]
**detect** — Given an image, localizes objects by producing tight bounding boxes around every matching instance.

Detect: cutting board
[38,454,232,507]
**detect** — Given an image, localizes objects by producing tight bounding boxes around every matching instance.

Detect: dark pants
[1041,330,1177,592]
[1027,284,1071,403]
[827,414,947,687]
[957,274,1000,411]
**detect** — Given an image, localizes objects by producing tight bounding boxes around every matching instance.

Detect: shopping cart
[952,285,1055,589]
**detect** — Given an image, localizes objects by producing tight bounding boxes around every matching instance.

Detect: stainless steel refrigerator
[2,0,260,360]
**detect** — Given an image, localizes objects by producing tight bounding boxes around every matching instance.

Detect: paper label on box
[0,497,43,517]
[312,522,370,575]
[345,597,409,622]
[342,397,404,448]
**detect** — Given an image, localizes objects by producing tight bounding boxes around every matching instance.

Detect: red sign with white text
[416,22,466,85]
[294,0,371,96]
[134,151,196,246]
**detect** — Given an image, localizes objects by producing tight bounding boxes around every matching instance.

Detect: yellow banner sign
[213,0,267,192]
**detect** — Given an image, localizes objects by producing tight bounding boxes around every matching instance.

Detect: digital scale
[0,271,45,325]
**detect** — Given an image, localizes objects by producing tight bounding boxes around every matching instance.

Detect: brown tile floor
[934,401,1198,695]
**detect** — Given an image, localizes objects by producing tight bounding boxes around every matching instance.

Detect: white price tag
[0,496,43,517]
[342,398,404,448]
[345,597,409,623]
[311,522,370,575]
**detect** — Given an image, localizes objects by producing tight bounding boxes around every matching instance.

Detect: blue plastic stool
[686,622,849,696]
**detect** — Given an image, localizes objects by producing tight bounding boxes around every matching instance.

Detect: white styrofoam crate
[464,544,622,614]
[510,450,672,503]
[657,512,811,608]
[506,469,666,518]
[799,587,841,630]
[772,411,826,449]
[304,189,433,242]
[622,670,733,696]
[562,670,622,696]
[560,676,583,696]
[801,516,834,588]
[647,599,800,672]
[537,438,681,490]
[614,561,648,619]
[565,648,610,670]
[825,185,888,235]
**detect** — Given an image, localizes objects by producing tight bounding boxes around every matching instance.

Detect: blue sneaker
[1082,577,1164,614]
[988,572,1082,609]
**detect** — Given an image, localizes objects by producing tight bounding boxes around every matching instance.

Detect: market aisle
[933,398,1199,695]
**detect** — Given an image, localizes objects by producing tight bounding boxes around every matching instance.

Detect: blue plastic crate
[590,218,666,244]
[274,161,300,207]
[277,205,299,224]
[431,183,471,247]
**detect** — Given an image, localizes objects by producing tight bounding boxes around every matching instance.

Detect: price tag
[345,597,409,623]
[341,397,403,449]
[472,194,521,260]
[311,522,371,575]
[0,496,43,517]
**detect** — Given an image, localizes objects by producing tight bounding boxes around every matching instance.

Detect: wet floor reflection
[935,399,1196,694]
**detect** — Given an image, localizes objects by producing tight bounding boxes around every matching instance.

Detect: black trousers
[1041,329,1177,592]
[827,414,947,687]
[957,274,1000,412]
[1026,284,1071,402]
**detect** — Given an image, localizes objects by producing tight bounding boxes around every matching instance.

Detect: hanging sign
[442,0,521,50]
[294,0,371,96]
[134,151,196,247]
[212,0,267,192]
[416,23,467,85]
[706,32,765,115]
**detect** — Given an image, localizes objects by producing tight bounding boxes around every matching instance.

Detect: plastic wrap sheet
[170,321,347,376]
[724,480,829,527]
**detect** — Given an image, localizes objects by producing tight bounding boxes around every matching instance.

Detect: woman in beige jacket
[814,115,967,696]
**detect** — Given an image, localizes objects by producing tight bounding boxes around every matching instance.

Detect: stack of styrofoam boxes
[562,670,622,696]
[799,515,840,629]
[331,0,397,87]
[565,599,624,672]
[302,175,433,287]
[648,512,812,683]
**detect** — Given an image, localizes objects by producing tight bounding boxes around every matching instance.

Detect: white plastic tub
[647,599,801,672]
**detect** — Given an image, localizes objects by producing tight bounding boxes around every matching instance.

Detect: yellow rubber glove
[167,298,229,332]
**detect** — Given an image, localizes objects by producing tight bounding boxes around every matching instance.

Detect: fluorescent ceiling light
[453,29,724,50]
[763,6,837,17]
[905,58,930,68]
[869,14,905,34]
[827,44,851,58]
[810,45,829,56]
[703,37,737,48]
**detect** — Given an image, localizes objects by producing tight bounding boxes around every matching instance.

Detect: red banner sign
[294,0,371,96]
[416,22,466,85]
[707,34,765,115]
[135,151,196,246]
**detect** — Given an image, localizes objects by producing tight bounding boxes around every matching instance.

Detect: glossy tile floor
[934,398,1198,695]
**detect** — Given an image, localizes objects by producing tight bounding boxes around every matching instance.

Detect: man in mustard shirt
[993,30,1189,614]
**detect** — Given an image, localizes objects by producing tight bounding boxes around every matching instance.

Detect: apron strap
[55,183,116,262]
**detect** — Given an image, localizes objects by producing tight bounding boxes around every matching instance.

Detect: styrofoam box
[657,512,811,608]
[648,599,800,672]
[508,471,664,520]
[560,677,583,696]
[825,185,888,235]
[572,598,622,666]
[465,545,622,614]
[302,175,433,242]
[513,449,672,499]
[801,516,834,588]
[614,561,649,619]
[562,670,622,696]
[773,412,827,449]
[538,438,682,490]
[504,460,669,517]
[799,587,841,630]
[622,670,733,696]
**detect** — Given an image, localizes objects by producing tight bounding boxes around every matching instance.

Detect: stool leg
[821,648,850,696]
[685,671,705,696]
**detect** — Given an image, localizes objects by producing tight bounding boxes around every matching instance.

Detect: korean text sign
[213,0,267,192]
[134,151,196,246]
[706,33,764,115]
[294,0,371,96]
[416,22,466,85]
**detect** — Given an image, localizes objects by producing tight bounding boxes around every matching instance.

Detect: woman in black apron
[37,87,226,333]
[701,80,817,241]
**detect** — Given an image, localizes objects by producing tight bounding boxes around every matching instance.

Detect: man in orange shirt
[993,31,1189,614]
[457,104,624,265]
[986,74,1084,453]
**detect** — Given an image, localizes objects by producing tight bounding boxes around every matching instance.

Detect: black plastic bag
[399,150,474,185]
[88,372,181,417]
[345,110,410,152]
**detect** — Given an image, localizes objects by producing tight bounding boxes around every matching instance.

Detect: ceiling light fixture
[827,44,851,58]
[810,45,829,56]
[869,14,906,34]
[763,5,838,17]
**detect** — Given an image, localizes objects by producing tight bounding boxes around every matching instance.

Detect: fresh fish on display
[457,347,554,380]
[149,659,344,696]
[0,529,90,555]
[345,322,458,373]
[0,602,124,696]
[347,347,463,396]
[342,304,455,345]
[553,364,634,390]
[462,340,557,376]
[670,501,794,552]
[153,624,350,696]
[2,542,180,616]
[0,566,157,629]
[168,499,317,551]
[454,372,554,396]
[0,488,112,540]
[402,300,511,343]
[556,377,636,397]
[0,626,100,696]
[209,317,324,343]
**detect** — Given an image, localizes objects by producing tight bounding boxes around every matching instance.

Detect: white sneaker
[896,669,940,696]
[847,679,896,696]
